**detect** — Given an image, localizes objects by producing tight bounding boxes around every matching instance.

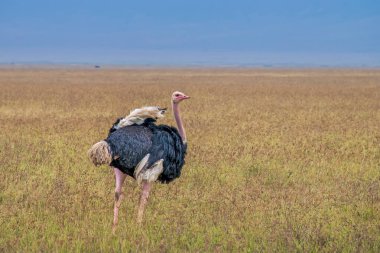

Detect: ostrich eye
[175,94,181,97]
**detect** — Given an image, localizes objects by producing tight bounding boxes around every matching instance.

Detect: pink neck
[172,101,187,143]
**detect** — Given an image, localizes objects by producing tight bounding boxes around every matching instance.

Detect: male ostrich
[88,91,190,231]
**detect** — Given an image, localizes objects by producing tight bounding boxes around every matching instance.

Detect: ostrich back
[106,121,187,183]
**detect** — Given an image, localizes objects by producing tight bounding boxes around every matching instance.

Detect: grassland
[0,68,379,252]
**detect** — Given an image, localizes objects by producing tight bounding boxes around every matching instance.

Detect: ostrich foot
[112,191,124,234]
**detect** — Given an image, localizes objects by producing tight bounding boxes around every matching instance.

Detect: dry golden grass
[0,68,379,252]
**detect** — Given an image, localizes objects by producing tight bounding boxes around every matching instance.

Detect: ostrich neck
[172,101,187,143]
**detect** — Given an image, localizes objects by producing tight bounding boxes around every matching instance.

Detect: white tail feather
[88,141,112,166]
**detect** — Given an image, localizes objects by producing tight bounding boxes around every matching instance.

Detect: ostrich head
[172,91,190,104]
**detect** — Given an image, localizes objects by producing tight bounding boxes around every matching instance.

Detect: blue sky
[0,0,379,66]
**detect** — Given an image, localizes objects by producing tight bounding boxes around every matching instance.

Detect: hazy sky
[1,0,379,66]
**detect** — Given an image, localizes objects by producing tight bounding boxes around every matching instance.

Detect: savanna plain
[0,68,379,252]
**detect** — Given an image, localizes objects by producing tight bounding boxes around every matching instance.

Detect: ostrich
[88,91,190,231]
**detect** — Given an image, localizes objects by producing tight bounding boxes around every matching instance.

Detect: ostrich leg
[136,159,164,224]
[137,181,152,224]
[112,167,127,234]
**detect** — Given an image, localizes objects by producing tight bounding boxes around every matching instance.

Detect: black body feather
[108,117,124,134]
[106,119,187,183]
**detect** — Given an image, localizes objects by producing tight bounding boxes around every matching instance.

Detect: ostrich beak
[182,95,190,99]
